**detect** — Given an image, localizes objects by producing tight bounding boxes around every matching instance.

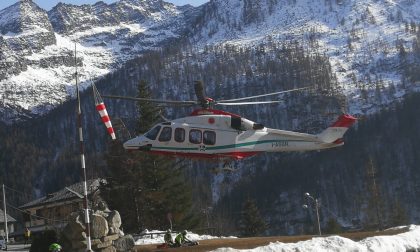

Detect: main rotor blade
[102,95,197,105]
[219,87,309,102]
[216,101,281,106]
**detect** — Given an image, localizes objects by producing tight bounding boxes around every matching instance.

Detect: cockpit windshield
[144,125,161,140]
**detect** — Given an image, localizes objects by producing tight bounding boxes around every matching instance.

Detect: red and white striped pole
[75,44,92,252]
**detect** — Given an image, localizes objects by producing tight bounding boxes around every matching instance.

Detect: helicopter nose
[123,136,151,150]
[123,138,140,150]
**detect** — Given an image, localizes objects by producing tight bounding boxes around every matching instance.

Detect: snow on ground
[212,225,420,252]
[135,229,236,245]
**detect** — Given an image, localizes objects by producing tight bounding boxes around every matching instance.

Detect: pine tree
[136,80,161,134]
[389,200,408,227]
[239,198,266,237]
[101,80,198,232]
[363,157,384,231]
[100,140,144,232]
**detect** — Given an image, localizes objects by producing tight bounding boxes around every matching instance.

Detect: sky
[0,0,209,11]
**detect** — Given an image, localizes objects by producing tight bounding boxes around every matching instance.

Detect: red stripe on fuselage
[148,150,261,160]
[190,109,240,117]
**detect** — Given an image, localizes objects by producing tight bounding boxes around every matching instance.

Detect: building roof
[20,179,104,209]
[0,209,17,223]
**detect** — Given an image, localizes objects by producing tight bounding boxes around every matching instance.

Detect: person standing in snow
[164,229,174,246]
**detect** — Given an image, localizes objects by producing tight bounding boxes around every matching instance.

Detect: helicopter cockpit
[144,125,161,140]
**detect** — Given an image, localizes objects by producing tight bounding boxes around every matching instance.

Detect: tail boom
[317,114,357,143]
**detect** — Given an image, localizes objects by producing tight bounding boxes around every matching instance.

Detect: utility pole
[303,192,322,236]
[314,198,321,236]
[2,184,8,249]
[75,44,92,251]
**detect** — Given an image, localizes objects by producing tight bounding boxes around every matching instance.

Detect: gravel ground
[134,229,406,252]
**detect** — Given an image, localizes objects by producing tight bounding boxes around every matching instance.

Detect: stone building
[19,179,104,233]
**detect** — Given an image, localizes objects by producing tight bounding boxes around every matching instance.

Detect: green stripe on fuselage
[151,139,312,151]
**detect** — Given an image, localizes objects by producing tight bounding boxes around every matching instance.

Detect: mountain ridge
[0,0,197,121]
[0,0,419,122]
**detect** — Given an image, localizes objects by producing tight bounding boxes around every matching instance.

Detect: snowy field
[213,226,420,252]
[135,229,236,245]
[136,225,420,252]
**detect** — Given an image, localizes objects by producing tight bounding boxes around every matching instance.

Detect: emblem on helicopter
[199,145,206,151]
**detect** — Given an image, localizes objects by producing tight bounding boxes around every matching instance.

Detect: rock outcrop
[61,210,135,252]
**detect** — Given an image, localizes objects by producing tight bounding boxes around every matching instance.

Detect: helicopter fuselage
[123,109,356,160]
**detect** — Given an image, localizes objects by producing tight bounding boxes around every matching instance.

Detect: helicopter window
[145,126,161,140]
[189,129,202,144]
[158,127,172,142]
[175,128,185,142]
[203,131,216,145]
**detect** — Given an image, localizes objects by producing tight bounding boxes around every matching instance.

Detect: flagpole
[75,44,92,252]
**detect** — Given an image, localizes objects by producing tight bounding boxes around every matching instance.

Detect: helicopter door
[174,128,185,143]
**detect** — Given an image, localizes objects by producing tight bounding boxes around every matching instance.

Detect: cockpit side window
[159,127,172,142]
[144,126,161,140]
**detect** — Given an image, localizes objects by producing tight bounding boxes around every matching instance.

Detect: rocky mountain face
[0,0,55,80]
[0,0,197,120]
[49,0,185,33]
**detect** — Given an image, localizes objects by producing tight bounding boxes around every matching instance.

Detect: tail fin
[317,114,357,143]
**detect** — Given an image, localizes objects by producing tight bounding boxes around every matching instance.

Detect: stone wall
[61,210,135,252]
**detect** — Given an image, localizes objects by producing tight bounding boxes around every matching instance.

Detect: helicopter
[102,81,356,160]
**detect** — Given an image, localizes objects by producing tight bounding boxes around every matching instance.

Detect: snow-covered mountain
[0,0,419,121]
[0,0,197,120]
[191,0,420,114]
